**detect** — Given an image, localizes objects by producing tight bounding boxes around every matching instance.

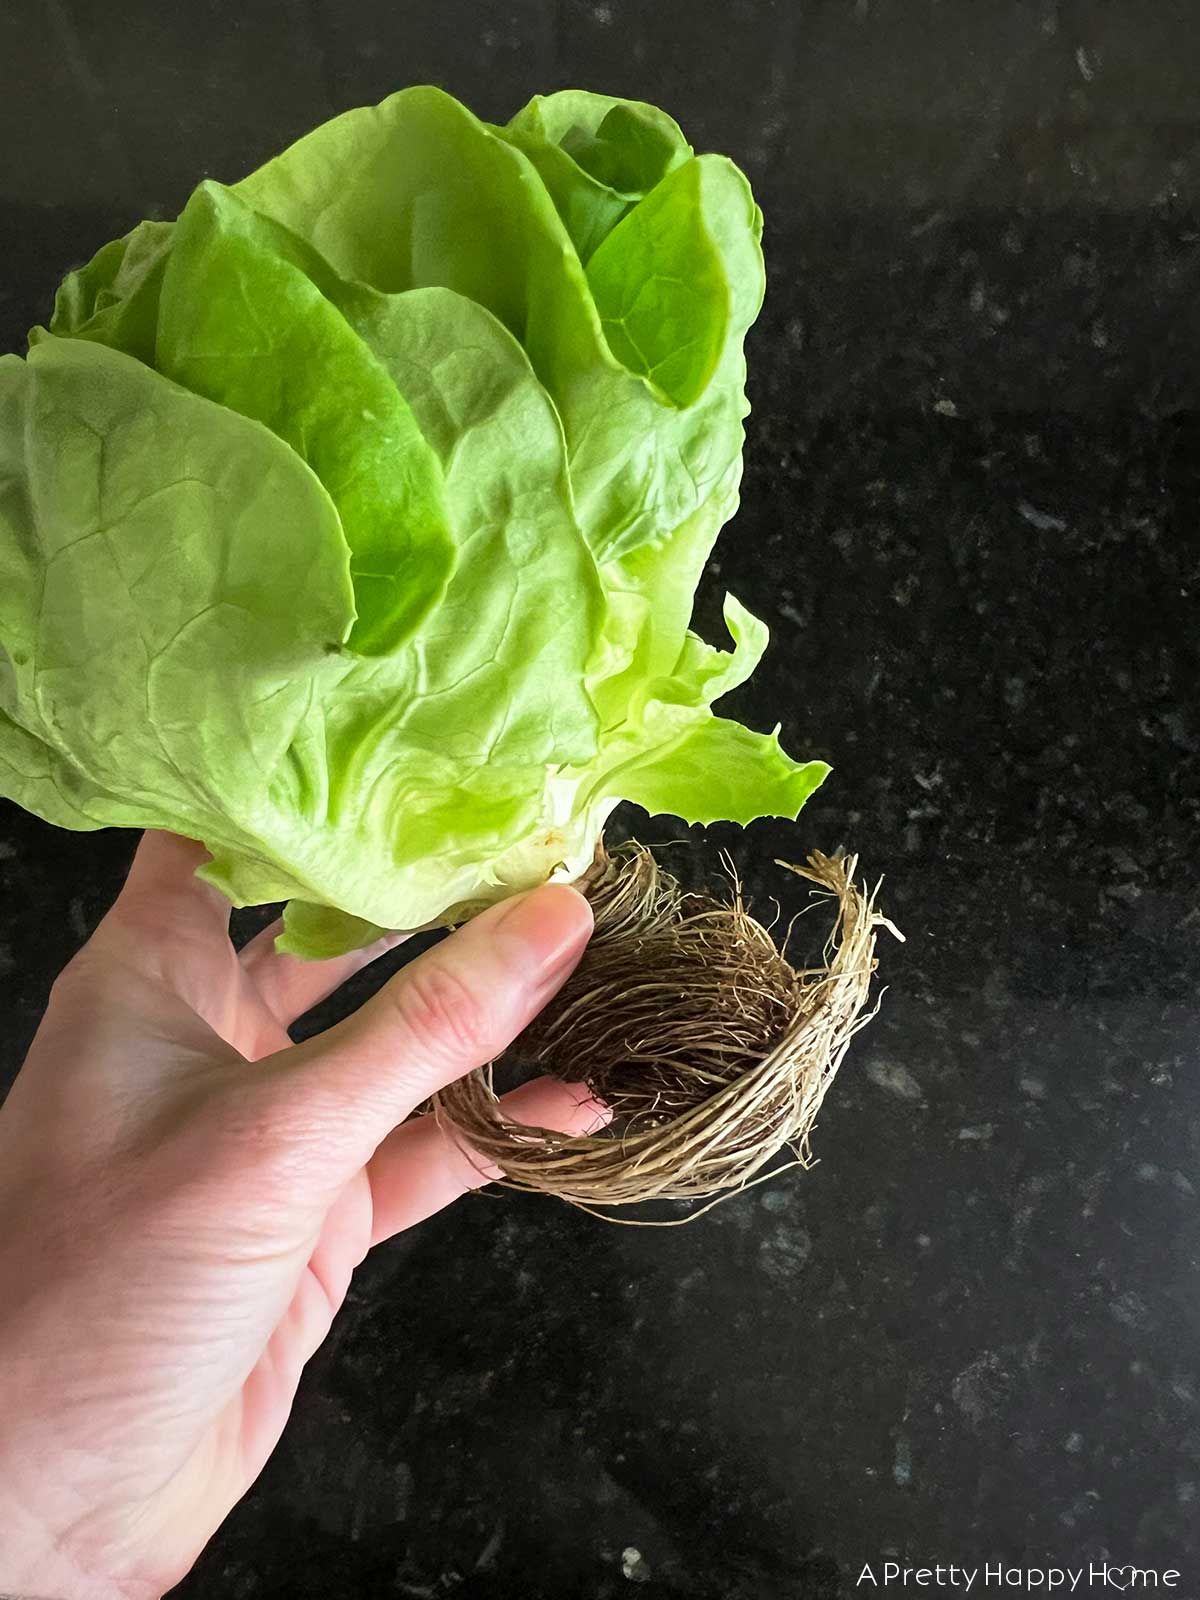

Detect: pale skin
[0,831,601,1599]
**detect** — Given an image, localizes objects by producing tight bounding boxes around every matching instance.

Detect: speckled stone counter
[1,3,1197,1597]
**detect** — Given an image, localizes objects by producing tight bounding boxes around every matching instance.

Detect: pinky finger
[366,1078,609,1245]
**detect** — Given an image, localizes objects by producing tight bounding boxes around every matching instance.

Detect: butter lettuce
[0,87,828,958]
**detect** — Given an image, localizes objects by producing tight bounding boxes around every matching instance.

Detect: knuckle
[391,957,492,1065]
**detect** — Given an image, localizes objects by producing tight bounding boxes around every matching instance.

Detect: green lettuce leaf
[158,181,455,655]
[498,91,692,263]
[47,219,175,364]
[0,334,357,894]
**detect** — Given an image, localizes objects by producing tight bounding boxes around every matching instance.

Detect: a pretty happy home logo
[856,1565,1183,1592]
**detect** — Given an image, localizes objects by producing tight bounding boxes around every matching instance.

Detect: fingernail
[493,884,593,984]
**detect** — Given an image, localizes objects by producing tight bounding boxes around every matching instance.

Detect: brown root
[431,841,899,1219]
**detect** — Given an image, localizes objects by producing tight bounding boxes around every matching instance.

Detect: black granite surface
[2,3,1199,1597]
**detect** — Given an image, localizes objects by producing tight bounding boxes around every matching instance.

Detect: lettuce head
[0,88,829,958]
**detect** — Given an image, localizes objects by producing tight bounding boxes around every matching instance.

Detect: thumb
[271,883,593,1175]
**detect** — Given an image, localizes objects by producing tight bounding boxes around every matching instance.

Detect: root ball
[431,842,898,1219]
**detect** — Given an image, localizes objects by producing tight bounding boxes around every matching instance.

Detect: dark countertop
[2,3,1198,1597]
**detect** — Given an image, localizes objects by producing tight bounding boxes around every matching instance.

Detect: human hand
[0,831,599,1599]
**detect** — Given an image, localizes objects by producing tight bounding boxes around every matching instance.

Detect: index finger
[99,830,233,946]
[239,916,409,1028]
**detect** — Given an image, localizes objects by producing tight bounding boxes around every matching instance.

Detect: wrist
[0,1340,154,1600]
[0,1490,141,1600]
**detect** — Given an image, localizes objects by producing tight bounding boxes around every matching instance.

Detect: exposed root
[431,841,899,1219]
